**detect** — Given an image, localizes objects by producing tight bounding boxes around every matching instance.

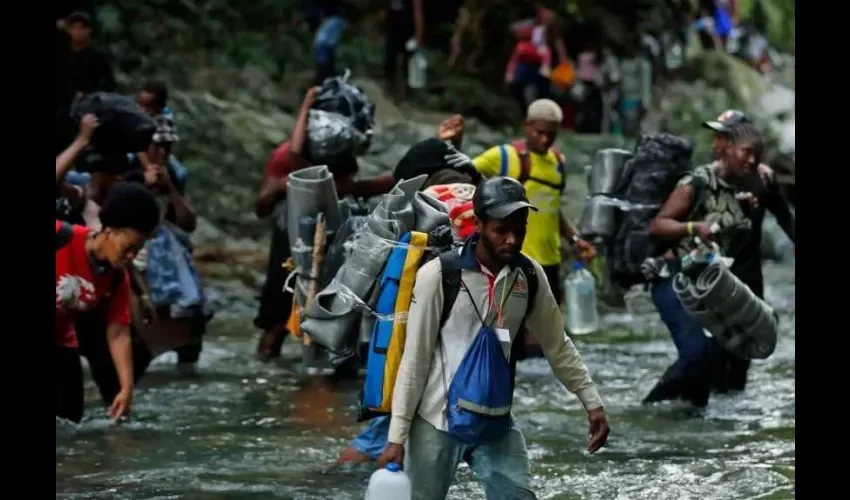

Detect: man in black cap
[378,177,608,498]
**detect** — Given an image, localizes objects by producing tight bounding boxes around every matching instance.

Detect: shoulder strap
[511,140,532,185]
[551,147,567,192]
[513,256,539,335]
[509,140,566,192]
[56,222,74,251]
[438,250,463,329]
[509,255,539,393]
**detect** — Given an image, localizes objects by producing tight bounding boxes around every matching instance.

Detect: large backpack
[607,133,695,289]
[498,140,566,193]
[357,243,539,422]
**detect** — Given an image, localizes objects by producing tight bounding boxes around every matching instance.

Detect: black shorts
[76,310,155,406]
[55,345,84,423]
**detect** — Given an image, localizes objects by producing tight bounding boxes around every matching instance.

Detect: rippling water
[56,262,794,500]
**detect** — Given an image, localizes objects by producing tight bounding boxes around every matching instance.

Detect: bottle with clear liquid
[406,39,427,89]
[365,462,411,500]
[564,261,601,335]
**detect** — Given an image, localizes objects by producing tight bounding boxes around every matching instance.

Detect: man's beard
[480,233,516,264]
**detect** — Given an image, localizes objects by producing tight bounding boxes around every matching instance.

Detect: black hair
[422,168,475,189]
[66,10,92,27]
[141,80,169,109]
[99,181,161,235]
[726,123,763,147]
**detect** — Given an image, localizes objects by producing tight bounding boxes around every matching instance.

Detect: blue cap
[386,462,401,472]
[572,261,584,271]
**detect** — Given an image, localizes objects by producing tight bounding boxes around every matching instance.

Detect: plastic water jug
[406,39,427,89]
[564,261,600,335]
[365,463,411,500]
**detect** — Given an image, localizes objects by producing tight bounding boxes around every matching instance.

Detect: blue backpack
[437,250,539,444]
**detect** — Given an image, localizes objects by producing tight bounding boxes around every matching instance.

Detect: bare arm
[56,138,89,185]
[166,188,197,233]
[648,184,697,240]
[349,173,396,199]
[559,212,579,240]
[56,114,98,185]
[525,260,603,410]
[136,151,156,170]
[106,323,134,396]
[255,176,288,218]
[762,168,795,243]
[289,88,319,170]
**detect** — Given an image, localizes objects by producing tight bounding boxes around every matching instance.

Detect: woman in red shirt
[55,182,160,423]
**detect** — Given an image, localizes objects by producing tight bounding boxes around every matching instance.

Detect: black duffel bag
[70,92,156,157]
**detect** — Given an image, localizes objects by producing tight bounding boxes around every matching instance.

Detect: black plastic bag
[70,92,156,156]
[314,70,376,139]
[307,109,368,161]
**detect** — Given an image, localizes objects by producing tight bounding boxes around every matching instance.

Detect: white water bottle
[564,261,601,335]
[406,39,427,89]
[365,463,411,500]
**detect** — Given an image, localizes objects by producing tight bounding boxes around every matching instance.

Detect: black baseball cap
[473,177,538,219]
[702,109,751,133]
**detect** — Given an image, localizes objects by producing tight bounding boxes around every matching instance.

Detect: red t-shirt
[55,220,132,348]
[263,141,311,182]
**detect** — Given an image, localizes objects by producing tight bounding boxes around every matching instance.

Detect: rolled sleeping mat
[370,174,428,235]
[411,191,450,234]
[686,263,779,360]
[286,165,343,277]
[302,176,426,353]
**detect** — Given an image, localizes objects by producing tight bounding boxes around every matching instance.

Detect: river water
[56,261,794,500]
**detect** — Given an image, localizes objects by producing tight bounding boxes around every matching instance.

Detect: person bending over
[55,182,160,423]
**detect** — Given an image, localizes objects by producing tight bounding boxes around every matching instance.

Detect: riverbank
[57,261,795,499]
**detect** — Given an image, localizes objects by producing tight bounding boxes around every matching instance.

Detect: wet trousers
[407,417,536,500]
[645,261,714,407]
[54,311,156,423]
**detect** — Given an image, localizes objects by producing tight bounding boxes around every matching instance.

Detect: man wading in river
[644,121,795,407]
[336,114,480,465]
[254,87,396,359]
[377,177,609,500]
[470,99,596,358]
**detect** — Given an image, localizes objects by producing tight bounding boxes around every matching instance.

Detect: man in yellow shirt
[471,99,596,307]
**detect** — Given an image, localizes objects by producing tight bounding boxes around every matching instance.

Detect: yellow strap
[379,232,429,411]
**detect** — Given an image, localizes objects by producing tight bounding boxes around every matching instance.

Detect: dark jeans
[254,226,294,332]
[645,260,714,407]
[55,345,85,423]
[75,311,155,408]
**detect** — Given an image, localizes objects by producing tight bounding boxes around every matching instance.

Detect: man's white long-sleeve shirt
[388,244,603,445]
